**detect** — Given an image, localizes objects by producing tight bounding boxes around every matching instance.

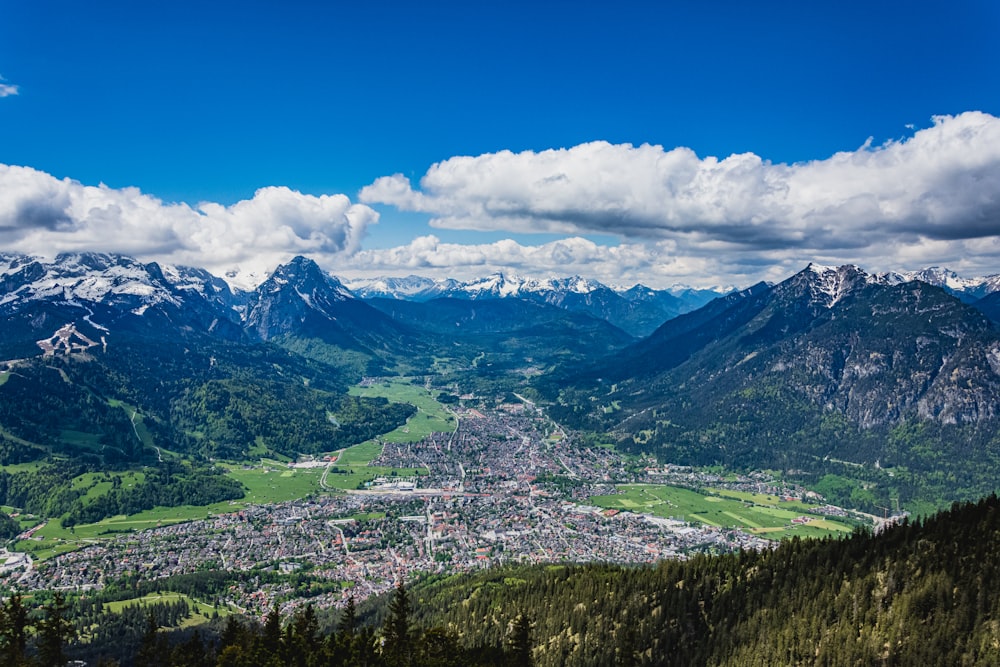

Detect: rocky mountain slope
[544,264,1000,510]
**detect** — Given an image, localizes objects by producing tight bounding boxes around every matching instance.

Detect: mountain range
[543,263,1000,512]
[4,251,1000,511]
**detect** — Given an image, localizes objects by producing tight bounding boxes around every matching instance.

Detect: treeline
[117,587,529,667]
[0,465,89,518]
[74,598,200,667]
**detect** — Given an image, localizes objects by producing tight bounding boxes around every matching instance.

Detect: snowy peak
[0,252,180,310]
[794,263,873,308]
[344,275,458,301]
[262,256,353,307]
[907,266,982,292]
[0,251,246,313]
[244,256,362,341]
[895,266,1000,303]
[0,252,248,348]
[463,273,606,298]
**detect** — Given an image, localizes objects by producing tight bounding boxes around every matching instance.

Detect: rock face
[243,256,410,355]
[763,266,1000,427]
[566,264,1000,436]
[244,255,355,341]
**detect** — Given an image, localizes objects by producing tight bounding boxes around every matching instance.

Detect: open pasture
[349,377,456,442]
[590,484,853,540]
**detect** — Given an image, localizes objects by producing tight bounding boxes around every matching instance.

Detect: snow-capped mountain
[244,255,355,340]
[244,256,410,355]
[344,275,458,301]
[899,266,1000,303]
[0,252,246,314]
[343,272,726,337]
[5,252,1000,360]
[0,252,247,355]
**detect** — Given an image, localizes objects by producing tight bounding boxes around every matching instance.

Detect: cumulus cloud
[360,112,1000,256]
[342,235,748,288]
[0,164,376,284]
[0,75,18,97]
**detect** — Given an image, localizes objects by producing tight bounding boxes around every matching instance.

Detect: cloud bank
[3,112,1000,289]
[359,112,1000,282]
[0,165,376,287]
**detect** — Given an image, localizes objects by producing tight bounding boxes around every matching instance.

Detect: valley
[1,252,999,664]
[1,387,863,619]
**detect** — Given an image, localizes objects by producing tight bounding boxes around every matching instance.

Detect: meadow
[15,434,429,560]
[348,377,456,443]
[590,484,854,540]
[100,592,238,626]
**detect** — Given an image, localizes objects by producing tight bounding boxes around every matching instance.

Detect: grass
[15,441,429,560]
[0,461,45,474]
[589,484,855,540]
[335,440,384,466]
[224,463,325,504]
[97,592,237,628]
[348,377,456,443]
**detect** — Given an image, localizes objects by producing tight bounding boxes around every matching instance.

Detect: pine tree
[261,603,282,659]
[507,613,533,667]
[0,591,30,666]
[36,592,75,667]
[383,581,413,667]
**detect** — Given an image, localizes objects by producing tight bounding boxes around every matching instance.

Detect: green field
[334,440,384,466]
[349,377,456,442]
[324,437,429,491]
[15,437,430,560]
[100,592,237,627]
[590,484,854,540]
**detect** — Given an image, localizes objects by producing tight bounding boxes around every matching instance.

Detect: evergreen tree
[135,612,169,667]
[507,614,533,667]
[383,582,413,667]
[419,627,464,667]
[0,591,30,666]
[338,596,357,639]
[261,603,282,659]
[36,592,75,667]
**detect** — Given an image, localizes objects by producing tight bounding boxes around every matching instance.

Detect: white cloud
[342,235,750,288]
[5,112,1000,290]
[0,164,376,283]
[0,75,18,97]
[360,112,1000,255]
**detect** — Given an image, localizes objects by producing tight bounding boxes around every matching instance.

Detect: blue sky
[1,1,999,288]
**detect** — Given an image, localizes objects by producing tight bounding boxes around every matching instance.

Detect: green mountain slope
[543,266,1000,511]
